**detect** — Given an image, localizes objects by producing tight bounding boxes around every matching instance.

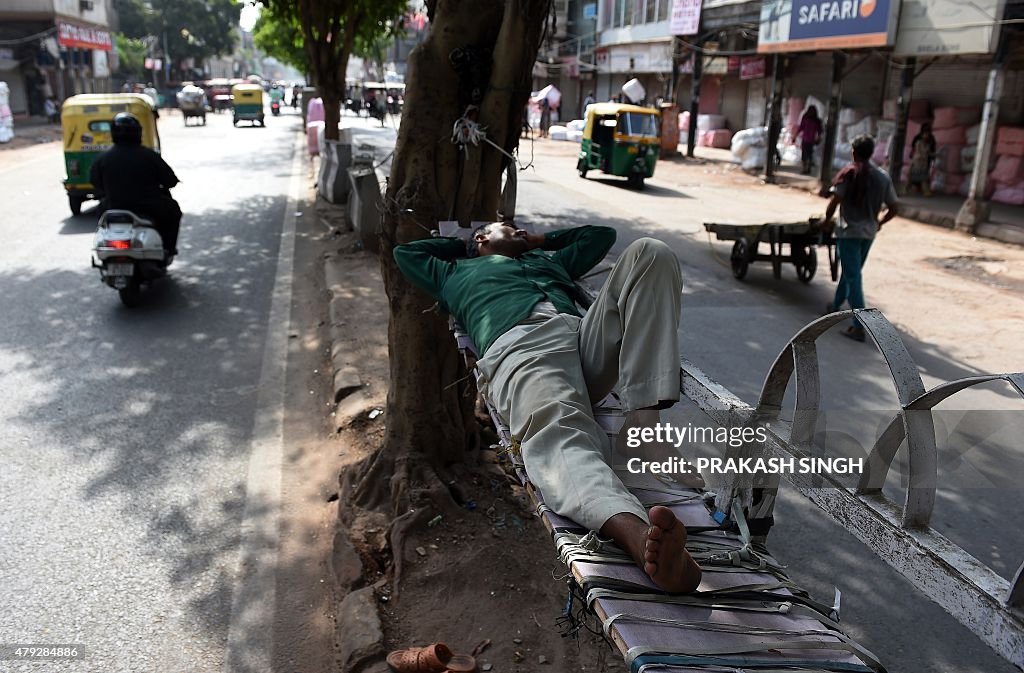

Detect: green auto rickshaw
[232,83,265,127]
[576,103,660,189]
[61,93,160,215]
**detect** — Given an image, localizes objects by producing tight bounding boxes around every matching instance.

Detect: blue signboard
[758,0,901,53]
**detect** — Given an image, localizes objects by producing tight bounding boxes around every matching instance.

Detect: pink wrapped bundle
[787,97,805,127]
[872,138,891,166]
[958,178,995,199]
[306,96,325,123]
[933,107,980,130]
[996,126,1024,157]
[990,155,1024,183]
[699,128,733,148]
[937,145,964,173]
[933,126,966,145]
[908,99,930,121]
[306,120,324,156]
[678,111,690,132]
[992,181,1024,205]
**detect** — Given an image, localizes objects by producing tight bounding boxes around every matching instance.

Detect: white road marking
[223,132,302,673]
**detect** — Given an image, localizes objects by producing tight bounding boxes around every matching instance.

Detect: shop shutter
[909,58,990,110]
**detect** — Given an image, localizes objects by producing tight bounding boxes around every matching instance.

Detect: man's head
[111,112,143,146]
[851,134,875,163]
[467,222,531,258]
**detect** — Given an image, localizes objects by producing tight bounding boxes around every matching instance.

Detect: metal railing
[680,308,1024,669]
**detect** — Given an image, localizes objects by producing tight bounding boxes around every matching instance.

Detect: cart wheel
[730,239,750,280]
[828,242,839,281]
[577,159,588,178]
[795,245,817,283]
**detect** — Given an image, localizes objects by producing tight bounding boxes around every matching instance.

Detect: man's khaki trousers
[477,238,683,532]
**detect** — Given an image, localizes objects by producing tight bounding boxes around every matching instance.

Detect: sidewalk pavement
[0,116,62,151]
[686,145,1024,246]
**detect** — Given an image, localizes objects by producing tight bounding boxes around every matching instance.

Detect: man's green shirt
[393,226,616,354]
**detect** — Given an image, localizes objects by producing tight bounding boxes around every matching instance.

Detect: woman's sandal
[385,643,478,673]
[386,643,452,673]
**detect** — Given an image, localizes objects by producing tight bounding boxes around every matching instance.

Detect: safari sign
[758,0,901,52]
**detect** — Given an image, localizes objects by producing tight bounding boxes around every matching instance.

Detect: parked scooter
[270,100,281,116]
[92,210,170,307]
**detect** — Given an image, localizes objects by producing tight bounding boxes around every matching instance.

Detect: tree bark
[297,0,361,141]
[355,0,551,518]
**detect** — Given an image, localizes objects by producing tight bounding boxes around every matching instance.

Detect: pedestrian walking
[44,97,58,124]
[798,106,823,174]
[907,122,936,196]
[539,97,551,138]
[583,91,595,112]
[824,135,899,342]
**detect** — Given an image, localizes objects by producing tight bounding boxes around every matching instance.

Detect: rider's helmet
[111,112,143,146]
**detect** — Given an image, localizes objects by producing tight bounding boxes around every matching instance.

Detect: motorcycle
[92,210,170,307]
[270,100,281,116]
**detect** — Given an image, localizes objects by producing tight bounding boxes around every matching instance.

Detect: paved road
[0,106,337,672]
[511,141,1022,673]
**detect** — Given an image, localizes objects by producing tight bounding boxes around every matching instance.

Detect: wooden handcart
[704,217,837,284]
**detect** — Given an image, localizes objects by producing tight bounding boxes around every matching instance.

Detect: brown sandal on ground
[444,652,477,672]
[386,643,453,673]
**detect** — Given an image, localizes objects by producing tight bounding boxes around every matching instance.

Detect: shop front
[53,18,113,98]
[593,41,673,105]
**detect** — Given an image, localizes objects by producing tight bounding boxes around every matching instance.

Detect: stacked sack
[678,110,690,134]
[836,110,877,171]
[565,119,585,143]
[928,106,980,195]
[0,82,13,144]
[989,127,1024,205]
[696,114,732,148]
[955,123,991,198]
[730,126,768,172]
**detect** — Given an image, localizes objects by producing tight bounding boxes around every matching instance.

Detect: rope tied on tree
[450,108,518,166]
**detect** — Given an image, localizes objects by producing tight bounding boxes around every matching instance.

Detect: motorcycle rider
[90,112,182,257]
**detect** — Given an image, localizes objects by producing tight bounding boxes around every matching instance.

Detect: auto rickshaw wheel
[68,194,84,216]
[794,245,817,284]
[731,239,750,280]
[577,159,588,178]
[628,174,645,190]
[232,118,238,127]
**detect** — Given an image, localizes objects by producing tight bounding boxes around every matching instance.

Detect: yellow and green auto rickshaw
[61,93,160,215]
[231,83,265,127]
[577,103,661,189]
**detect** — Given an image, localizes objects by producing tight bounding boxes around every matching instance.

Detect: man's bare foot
[600,507,701,594]
[644,506,700,592]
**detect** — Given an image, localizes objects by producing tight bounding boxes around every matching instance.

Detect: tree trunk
[352,0,551,519]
